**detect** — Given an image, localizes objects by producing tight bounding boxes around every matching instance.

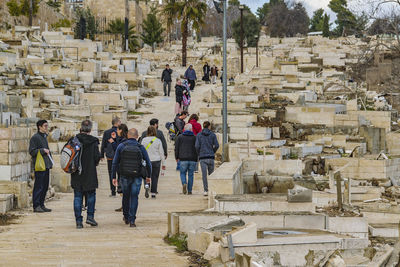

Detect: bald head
[128,128,138,139]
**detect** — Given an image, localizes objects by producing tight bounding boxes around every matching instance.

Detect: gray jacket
[29,132,53,170]
[195,128,219,160]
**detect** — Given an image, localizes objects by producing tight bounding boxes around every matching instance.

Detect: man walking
[184,65,197,91]
[139,118,168,159]
[101,117,121,197]
[175,124,197,195]
[112,128,152,227]
[195,121,219,196]
[174,110,188,135]
[161,64,173,96]
[71,120,101,229]
[29,120,53,213]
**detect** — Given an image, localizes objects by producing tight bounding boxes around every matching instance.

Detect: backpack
[105,142,115,159]
[182,94,191,106]
[165,122,177,141]
[119,141,148,179]
[60,136,82,174]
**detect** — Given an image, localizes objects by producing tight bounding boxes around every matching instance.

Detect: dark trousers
[107,160,116,195]
[121,177,142,223]
[32,169,50,209]
[188,79,195,91]
[74,190,96,223]
[163,81,171,96]
[150,161,161,194]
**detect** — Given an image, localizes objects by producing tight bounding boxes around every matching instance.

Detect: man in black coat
[161,64,173,97]
[139,118,168,159]
[29,119,53,213]
[71,120,101,229]
[100,117,121,197]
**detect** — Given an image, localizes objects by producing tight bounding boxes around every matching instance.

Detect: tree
[309,8,324,32]
[256,0,284,25]
[266,2,309,37]
[106,18,140,52]
[232,11,261,47]
[323,14,331,37]
[141,7,164,51]
[7,0,39,18]
[162,0,207,66]
[328,0,357,36]
[74,7,98,41]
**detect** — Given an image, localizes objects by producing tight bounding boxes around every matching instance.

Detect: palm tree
[162,0,177,43]
[106,18,139,52]
[163,0,207,66]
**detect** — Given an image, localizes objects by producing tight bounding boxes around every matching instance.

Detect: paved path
[0,77,213,266]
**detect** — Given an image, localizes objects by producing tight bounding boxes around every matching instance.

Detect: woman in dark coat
[175,78,185,115]
[71,120,101,229]
[202,62,210,84]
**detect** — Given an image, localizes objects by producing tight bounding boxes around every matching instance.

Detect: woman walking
[112,124,128,212]
[141,126,165,199]
[175,78,185,115]
[202,62,210,84]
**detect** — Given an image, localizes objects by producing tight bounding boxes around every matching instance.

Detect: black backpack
[119,141,147,179]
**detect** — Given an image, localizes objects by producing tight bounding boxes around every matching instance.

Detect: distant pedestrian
[175,124,198,195]
[71,120,101,229]
[195,121,219,196]
[184,65,197,91]
[139,118,168,160]
[141,126,165,199]
[188,114,202,136]
[112,123,129,212]
[202,62,210,84]
[182,86,191,112]
[101,117,121,197]
[161,64,173,97]
[220,67,223,83]
[29,119,53,213]
[111,128,152,227]
[210,65,218,84]
[175,78,185,115]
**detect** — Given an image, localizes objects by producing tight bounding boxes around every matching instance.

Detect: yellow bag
[35,151,46,172]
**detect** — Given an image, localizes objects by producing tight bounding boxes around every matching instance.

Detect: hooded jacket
[188,119,202,136]
[29,131,53,170]
[184,67,197,80]
[100,126,118,159]
[195,128,219,160]
[71,133,101,192]
[175,131,198,162]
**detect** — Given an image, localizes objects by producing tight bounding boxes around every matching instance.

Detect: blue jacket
[111,138,152,179]
[184,68,197,80]
[195,129,219,160]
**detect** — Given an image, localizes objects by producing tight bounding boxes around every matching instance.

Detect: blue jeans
[74,190,96,223]
[179,161,196,193]
[120,176,142,223]
[33,169,50,209]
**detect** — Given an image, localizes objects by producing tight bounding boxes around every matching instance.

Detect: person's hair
[166,64,169,67]
[180,111,188,116]
[184,123,193,131]
[147,126,157,137]
[189,114,199,122]
[128,128,139,139]
[149,118,159,126]
[112,117,120,126]
[36,120,48,131]
[203,121,211,129]
[81,120,93,133]
[176,78,180,82]
[118,124,128,139]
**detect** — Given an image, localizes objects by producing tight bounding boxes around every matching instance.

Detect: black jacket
[139,129,168,157]
[101,126,117,159]
[161,68,173,82]
[174,115,185,134]
[175,85,184,103]
[29,132,53,170]
[195,128,219,160]
[71,133,101,192]
[175,131,197,162]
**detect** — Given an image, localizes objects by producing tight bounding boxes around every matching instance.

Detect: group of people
[202,62,223,84]
[173,111,220,196]
[29,117,168,229]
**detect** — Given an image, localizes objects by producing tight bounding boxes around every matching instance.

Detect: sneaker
[115,207,122,212]
[33,206,45,213]
[130,222,136,227]
[145,187,150,198]
[41,206,52,212]
[182,184,187,195]
[151,193,156,199]
[188,192,192,195]
[86,218,98,227]
[76,222,83,229]
[109,194,116,198]
[203,191,208,196]
[123,217,129,225]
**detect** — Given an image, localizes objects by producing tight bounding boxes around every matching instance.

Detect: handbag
[35,151,46,172]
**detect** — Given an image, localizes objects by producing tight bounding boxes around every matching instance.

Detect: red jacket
[189,119,202,136]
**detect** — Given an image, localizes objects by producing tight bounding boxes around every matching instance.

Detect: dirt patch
[317,206,362,217]
[0,213,20,226]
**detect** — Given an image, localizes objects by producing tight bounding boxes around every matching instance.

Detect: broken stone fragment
[287,185,312,202]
